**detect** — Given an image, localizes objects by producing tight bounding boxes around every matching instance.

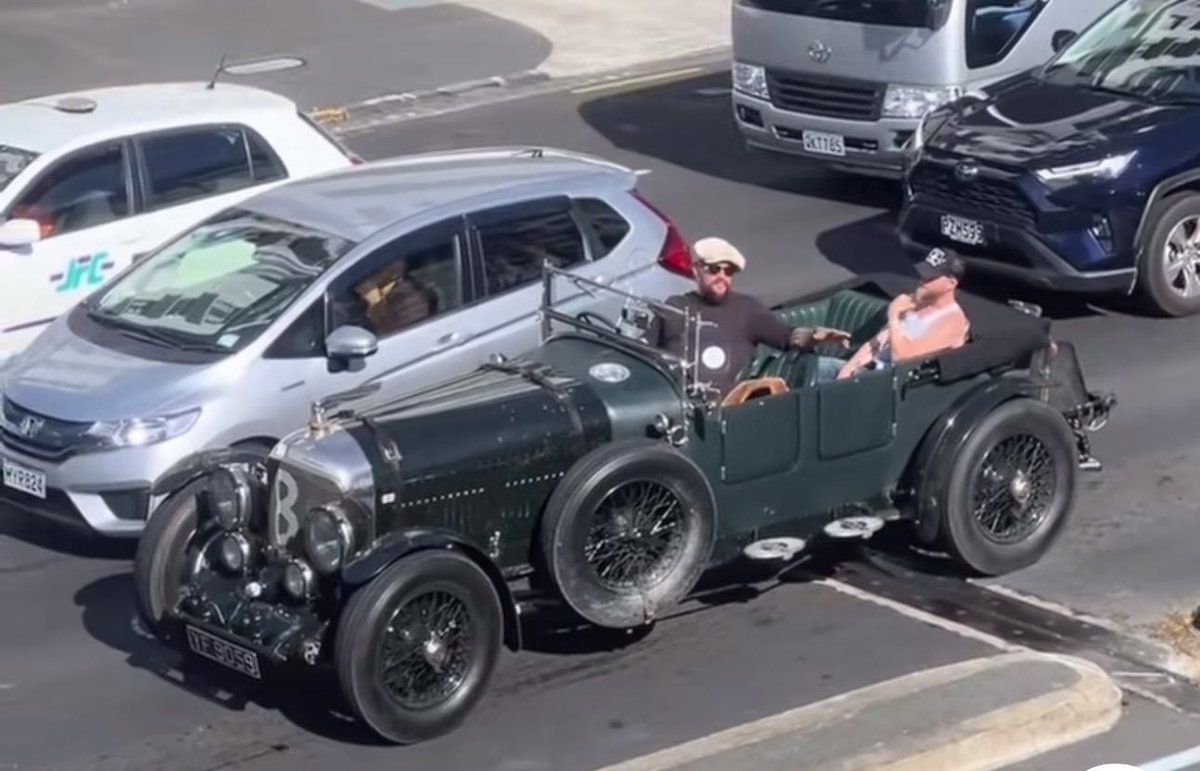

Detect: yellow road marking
[570,66,704,95]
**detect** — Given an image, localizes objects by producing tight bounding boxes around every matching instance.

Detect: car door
[450,195,633,367]
[130,124,290,260]
[255,216,478,409]
[0,139,145,358]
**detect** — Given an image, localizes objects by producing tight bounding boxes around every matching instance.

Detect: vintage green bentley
[132,265,1114,745]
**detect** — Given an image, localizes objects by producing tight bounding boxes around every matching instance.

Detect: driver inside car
[837,247,971,380]
[646,236,851,398]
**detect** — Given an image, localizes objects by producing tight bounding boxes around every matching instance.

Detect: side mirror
[325,325,377,372]
[0,218,42,247]
[1052,29,1076,53]
[923,0,950,29]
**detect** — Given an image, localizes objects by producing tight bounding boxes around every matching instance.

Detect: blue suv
[899,0,1200,316]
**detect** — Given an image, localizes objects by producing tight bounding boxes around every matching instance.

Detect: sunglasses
[701,263,739,277]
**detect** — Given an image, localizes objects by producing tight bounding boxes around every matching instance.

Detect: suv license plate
[186,626,262,679]
[802,130,846,157]
[940,214,985,246]
[2,456,46,499]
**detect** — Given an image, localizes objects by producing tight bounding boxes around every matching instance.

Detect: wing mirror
[923,0,950,29]
[326,325,378,373]
[1052,29,1076,53]
[0,218,42,247]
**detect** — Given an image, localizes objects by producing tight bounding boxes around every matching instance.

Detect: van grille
[766,70,884,120]
[908,164,1036,227]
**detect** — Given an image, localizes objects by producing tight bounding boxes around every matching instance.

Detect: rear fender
[906,377,1033,545]
[341,529,522,652]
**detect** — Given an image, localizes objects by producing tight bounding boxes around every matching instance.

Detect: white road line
[1140,744,1200,771]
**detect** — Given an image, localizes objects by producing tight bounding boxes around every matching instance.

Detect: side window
[476,205,587,295]
[247,130,287,183]
[965,0,1045,69]
[139,126,254,209]
[265,298,325,359]
[8,142,130,239]
[575,198,631,259]
[329,229,463,340]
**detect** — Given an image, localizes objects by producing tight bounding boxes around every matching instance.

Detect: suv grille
[908,164,1036,226]
[766,70,883,120]
[0,397,93,461]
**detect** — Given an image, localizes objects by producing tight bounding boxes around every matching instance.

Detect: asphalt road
[5,59,1200,771]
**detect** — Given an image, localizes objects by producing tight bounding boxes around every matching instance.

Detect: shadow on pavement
[577,70,902,211]
[0,513,136,561]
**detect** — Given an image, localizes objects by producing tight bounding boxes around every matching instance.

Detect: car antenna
[206,53,229,90]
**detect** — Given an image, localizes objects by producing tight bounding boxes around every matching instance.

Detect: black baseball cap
[916,246,965,281]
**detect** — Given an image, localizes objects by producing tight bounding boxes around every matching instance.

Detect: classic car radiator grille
[0,397,93,461]
[908,164,1037,226]
[766,70,884,120]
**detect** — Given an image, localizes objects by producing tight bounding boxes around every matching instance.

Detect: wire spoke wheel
[379,590,474,711]
[971,433,1055,545]
[583,480,688,593]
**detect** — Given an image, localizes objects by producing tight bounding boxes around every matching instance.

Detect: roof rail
[374,145,640,176]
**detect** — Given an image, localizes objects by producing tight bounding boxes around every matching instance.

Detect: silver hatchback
[0,146,694,536]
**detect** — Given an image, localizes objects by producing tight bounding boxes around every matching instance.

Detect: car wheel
[334,550,503,745]
[1137,192,1200,316]
[936,398,1077,576]
[133,477,211,636]
[538,439,717,629]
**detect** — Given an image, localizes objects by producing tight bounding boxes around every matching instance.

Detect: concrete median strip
[592,651,1123,771]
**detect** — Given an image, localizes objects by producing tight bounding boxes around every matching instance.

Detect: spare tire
[538,439,718,629]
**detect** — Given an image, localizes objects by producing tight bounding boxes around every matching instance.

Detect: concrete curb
[591,652,1123,771]
[310,46,731,136]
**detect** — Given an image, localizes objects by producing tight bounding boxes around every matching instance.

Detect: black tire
[932,398,1077,576]
[334,550,503,745]
[538,439,717,629]
[133,477,209,637]
[1136,192,1200,317]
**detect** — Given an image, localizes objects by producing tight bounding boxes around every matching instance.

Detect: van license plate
[186,626,262,679]
[940,215,985,246]
[2,457,46,499]
[802,131,846,157]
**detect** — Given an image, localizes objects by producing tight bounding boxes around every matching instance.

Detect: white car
[0,80,358,361]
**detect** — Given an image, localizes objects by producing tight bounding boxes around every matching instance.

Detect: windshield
[89,209,355,352]
[0,144,38,193]
[1041,0,1200,103]
[738,0,930,27]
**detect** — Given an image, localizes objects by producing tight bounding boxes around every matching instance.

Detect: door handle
[433,331,468,351]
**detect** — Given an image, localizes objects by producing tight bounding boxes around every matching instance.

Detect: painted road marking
[354,0,443,8]
[1140,744,1200,771]
[570,66,704,95]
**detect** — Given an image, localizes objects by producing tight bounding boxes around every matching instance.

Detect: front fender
[907,376,1035,546]
[150,446,269,498]
[341,528,522,651]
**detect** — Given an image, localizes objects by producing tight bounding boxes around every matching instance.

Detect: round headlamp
[209,466,252,530]
[217,532,250,574]
[303,505,355,574]
[282,560,314,600]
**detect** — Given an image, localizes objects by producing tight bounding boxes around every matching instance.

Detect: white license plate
[186,626,262,679]
[802,130,846,157]
[940,214,986,246]
[2,456,46,499]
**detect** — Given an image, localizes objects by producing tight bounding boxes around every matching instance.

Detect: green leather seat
[740,289,890,386]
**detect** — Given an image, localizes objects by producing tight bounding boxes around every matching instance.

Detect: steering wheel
[576,310,622,334]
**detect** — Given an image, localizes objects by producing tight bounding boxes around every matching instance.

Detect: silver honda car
[0,146,694,536]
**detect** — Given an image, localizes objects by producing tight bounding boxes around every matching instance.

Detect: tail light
[633,191,692,278]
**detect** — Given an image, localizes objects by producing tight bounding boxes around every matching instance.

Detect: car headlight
[217,532,251,573]
[208,465,252,530]
[283,559,314,600]
[733,61,769,99]
[883,85,963,120]
[1034,152,1136,183]
[304,504,355,574]
[86,408,200,449]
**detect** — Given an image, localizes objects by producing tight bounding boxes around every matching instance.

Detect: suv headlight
[1034,151,1136,183]
[733,61,769,99]
[86,408,200,449]
[883,85,963,120]
[304,504,355,574]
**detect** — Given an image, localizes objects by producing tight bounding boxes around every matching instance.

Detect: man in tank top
[836,247,970,380]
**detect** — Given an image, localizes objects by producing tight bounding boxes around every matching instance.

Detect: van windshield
[1041,0,1200,104]
[86,209,355,352]
[739,0,930,27]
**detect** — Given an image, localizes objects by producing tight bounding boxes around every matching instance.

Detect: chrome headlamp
[303,504,356,574]
[217,532,251,574]
[208,465,253,530]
